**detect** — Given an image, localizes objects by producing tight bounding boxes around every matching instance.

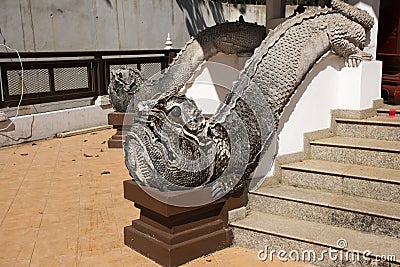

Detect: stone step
[249,185,400,238]
[281,159,400,203]
[377,105,400,116]
[335,116,400,141]
[231,212,400,266]
[310,136,400,170]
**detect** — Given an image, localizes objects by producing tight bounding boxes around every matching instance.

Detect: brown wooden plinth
[107,112,134,148]
[123,180,246,267]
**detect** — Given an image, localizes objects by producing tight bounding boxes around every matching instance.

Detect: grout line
[0,142,41,227]
[76,133,84,267]
[310,141,400,153]
[0,147,19,228]
[27,138,62,265]
[336,118,400,126]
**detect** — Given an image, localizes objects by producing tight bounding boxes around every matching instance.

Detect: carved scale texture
[222,2,373,125]
[249,17,331,117]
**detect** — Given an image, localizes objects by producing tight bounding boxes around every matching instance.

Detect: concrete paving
[0,129,310,266]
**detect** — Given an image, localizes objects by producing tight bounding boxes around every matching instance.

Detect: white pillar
[164,33,173,50]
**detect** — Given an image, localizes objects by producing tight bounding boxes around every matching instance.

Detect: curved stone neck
[265,0,381,57]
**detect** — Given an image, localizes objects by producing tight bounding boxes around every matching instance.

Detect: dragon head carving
[108,67,144,112]
[124,88,219,190]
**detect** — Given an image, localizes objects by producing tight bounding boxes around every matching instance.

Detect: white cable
[0,44,24,131]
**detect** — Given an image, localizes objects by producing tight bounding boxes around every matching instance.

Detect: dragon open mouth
[124,92,218,190]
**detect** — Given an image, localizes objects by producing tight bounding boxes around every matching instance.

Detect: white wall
[0,105,112,147]
[276,54,381,156]
[251,0,383,187]
[251,54,381,188]
[184,53,249,115]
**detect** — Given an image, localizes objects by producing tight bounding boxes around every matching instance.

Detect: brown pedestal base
[123,180,246,267]
[107,112,133,148]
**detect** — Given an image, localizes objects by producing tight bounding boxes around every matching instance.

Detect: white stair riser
[336,122,400,141]
[232,228,400,267]
[310,145,400,170]
[281,169,400,203]
[249,194,400,238]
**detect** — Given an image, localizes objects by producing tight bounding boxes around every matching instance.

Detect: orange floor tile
[0,129,313,267]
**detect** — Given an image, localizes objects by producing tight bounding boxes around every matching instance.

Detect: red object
[389,109,396,117]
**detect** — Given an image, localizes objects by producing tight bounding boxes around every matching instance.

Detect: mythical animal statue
[123,0,374,200]
[108,67,144,112]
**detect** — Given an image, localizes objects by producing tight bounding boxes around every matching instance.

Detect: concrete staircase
[230,105,400,266]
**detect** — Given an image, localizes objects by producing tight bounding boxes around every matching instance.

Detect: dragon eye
[169,106,181,117]
[118,72,123,79]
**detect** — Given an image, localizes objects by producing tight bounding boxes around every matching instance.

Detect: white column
[164,33,173,50]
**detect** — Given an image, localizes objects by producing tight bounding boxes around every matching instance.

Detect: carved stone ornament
[108,67,144,112]
[123,0,374,202]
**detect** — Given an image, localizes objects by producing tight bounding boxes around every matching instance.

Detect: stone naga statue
[108,67,144,112]
[124,0,374,199]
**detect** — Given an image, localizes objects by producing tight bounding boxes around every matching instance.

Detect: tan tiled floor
[0,129,311,267]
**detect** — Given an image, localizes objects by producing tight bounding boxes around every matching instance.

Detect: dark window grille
[0,49,179,108]
[54,67,88,91]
